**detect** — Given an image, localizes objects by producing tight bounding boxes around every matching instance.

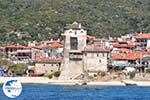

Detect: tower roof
[64,22,85,29]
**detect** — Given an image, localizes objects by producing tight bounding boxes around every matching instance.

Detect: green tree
[0,0,150,45]
[0,59,14,69]
[11,63,27,75]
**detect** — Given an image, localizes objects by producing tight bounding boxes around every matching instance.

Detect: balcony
[69,52,83,61]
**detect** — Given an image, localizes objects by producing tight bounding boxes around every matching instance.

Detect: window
[81,31,84,33]
[102,53,105,57]
[75,31,77,35]
[56,64,59,66]
[97,53,99,57]
[58,63,61,67]
[70,37,78,50]
[69,31,72,33]
[99,60,101,63]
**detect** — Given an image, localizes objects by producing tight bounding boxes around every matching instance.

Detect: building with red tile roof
[0,46,6,56]
[119,48,131,53]
[33,57,63,63]
[112,52,142,61]
[32,57,63,75]
[134,33,150,49]
[135,33,150,39]
[113,41,139,49]
[6,45,26,49]
[49,41,63,48]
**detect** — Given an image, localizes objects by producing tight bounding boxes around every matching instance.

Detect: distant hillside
[0,0,150,45]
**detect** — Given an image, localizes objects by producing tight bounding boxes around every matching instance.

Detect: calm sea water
[0,84,150,100]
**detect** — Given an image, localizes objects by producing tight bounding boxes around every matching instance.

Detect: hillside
[0,0,150,45]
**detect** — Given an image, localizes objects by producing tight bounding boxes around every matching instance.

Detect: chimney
[57,39,60,42]
[17,43,19,46]
[50,38,53,42]
[79,23,81,28]
[28,41,31,46]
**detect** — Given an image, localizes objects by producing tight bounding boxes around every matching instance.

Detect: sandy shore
[0,77,150,86]
[0,77,50,84]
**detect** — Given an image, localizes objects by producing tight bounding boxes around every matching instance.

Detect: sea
[0,84,150,100]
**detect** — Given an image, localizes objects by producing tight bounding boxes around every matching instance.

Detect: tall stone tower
[59,22,87,80]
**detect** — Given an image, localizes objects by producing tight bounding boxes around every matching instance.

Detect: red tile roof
[112,51,148,60]
[135,33,150,39]
[33,41,63,49]
[0,46,5,49]
[125,52,142,60]
[6,45,25,49]
[119,48,131,52]
[84,46,110,52]
[113,44,134,48]
[49,42,63,48]
[5,45,32,49]
[127,41,140,46]
[112,53,124,60]
[113,41,139,49]
[34,57,63,63]
[32,46,46,49]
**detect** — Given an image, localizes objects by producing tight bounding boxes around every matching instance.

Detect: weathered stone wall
[59,60,84,80]
[34,63,60,75]
[84,53,108,72]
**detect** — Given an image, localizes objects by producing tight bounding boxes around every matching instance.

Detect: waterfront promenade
[1,77,150,86]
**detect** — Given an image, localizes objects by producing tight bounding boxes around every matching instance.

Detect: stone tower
[59,22,87,80]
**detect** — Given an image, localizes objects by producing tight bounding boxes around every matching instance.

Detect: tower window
[81,31,84,33]
[69,31,72,33]
[75,31,77,35]
[70,37,78,50]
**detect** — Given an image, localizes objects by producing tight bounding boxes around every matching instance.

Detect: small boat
[125,83,137,86]
[82,82,87,86]
[121,80,137,86]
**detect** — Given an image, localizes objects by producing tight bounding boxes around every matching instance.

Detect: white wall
[84,52,108,72]
[64,29,87,50]
[147,39,150,48]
